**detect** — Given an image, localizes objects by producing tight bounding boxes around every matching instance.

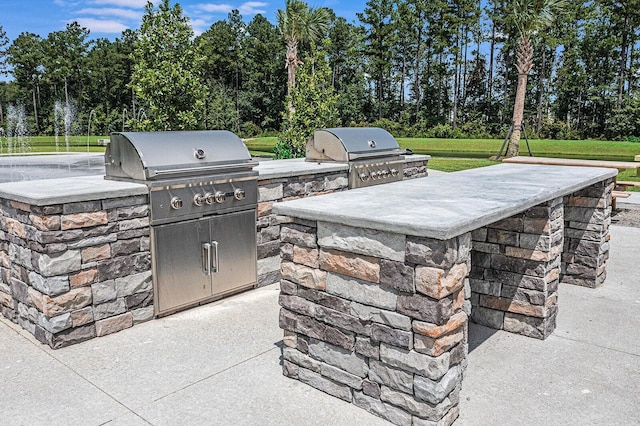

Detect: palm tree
[505,0,566,158]
[276,0,330,112]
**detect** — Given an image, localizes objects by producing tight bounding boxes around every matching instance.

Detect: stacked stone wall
[561,178,613,288]
[469,179,613,338]
[470,198,563,339]
[0,195,151,348]
[278,219,469,426]
[403,159,428,179]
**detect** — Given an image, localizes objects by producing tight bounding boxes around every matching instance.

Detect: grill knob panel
[234,188,246,200]
[193,193,205,206]
[215,191,227,203]
[170,197,183,210]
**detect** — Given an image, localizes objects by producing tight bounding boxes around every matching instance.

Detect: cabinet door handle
[211,241,219,273]
[202,242,211,275]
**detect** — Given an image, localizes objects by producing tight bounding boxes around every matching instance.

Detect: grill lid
[105,130,257,182]
[306,127,404,162]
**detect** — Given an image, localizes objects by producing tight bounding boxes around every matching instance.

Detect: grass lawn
[0,135,107,154]
[245,137,278,158]
[245,136,640,161]
[244,136,640,190]
[396,138,640,161]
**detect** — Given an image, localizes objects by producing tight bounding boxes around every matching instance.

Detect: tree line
[1,0,640,141]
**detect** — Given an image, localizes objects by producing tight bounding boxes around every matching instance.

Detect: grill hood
[306,127,405,162]
[105,131,257,182]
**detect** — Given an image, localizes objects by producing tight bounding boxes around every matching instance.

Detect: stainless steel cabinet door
[152,218,211,314]
[209,209,257,296]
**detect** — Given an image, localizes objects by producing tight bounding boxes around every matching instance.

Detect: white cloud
[72,17,129,33]
[194,2,268,16]
[190,18,210,36]
[77,7,142,19]
[91,0,158,7]
[238,1,267,15]
[54,0,83,6]
[196,3,234,13]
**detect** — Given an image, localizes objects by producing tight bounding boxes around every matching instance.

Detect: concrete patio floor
[1,223,639,425]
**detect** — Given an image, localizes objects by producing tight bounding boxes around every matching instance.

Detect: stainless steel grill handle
[202,242,212,275]
[211,241,219,273]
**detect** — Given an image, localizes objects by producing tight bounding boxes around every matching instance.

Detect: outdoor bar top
[272,163,618,239]
[0,155,431,203]
[273,162,617,426]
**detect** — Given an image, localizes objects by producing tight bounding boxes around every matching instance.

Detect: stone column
[278,219,469,426]
[561,178,614,288]
[0,195,152,349]
[470,197,563,339]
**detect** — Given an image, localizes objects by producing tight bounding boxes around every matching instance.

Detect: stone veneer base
[0,194,152,349]
[279,219,468,426]
[277,178,613,424]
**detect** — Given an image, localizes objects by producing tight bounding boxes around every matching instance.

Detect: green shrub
[275,123,308,159]
[538,119,577,139]
[239,122,262,139]
[371,118,405,136]
[459,120,493,139]
[425,123,465,139]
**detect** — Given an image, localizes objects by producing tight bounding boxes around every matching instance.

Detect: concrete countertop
[0,154,432,206]
[254,155,431,180]
[255,158,348,180]
[404,154,431,162]
[0,175,147,206]
[273,163,618,240]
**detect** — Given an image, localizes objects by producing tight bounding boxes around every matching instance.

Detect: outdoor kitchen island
[272,163,617,426]
[0,152,429,349]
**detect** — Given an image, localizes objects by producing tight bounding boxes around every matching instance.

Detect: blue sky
[1,0,365,42]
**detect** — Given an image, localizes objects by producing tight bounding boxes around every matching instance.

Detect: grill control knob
[381,170,389,178]
[193,193,205,206]
[234,188,246,200]
[204,192,214,205]
[371,171,379,180]
[390,168,399,177]
[360,172,370,182]
[170,197,183,210]
[214,191,227,203]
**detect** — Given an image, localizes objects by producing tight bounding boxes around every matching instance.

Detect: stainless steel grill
[106,131,256,183]
[105,131,258,316]
[306,127,406,189]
